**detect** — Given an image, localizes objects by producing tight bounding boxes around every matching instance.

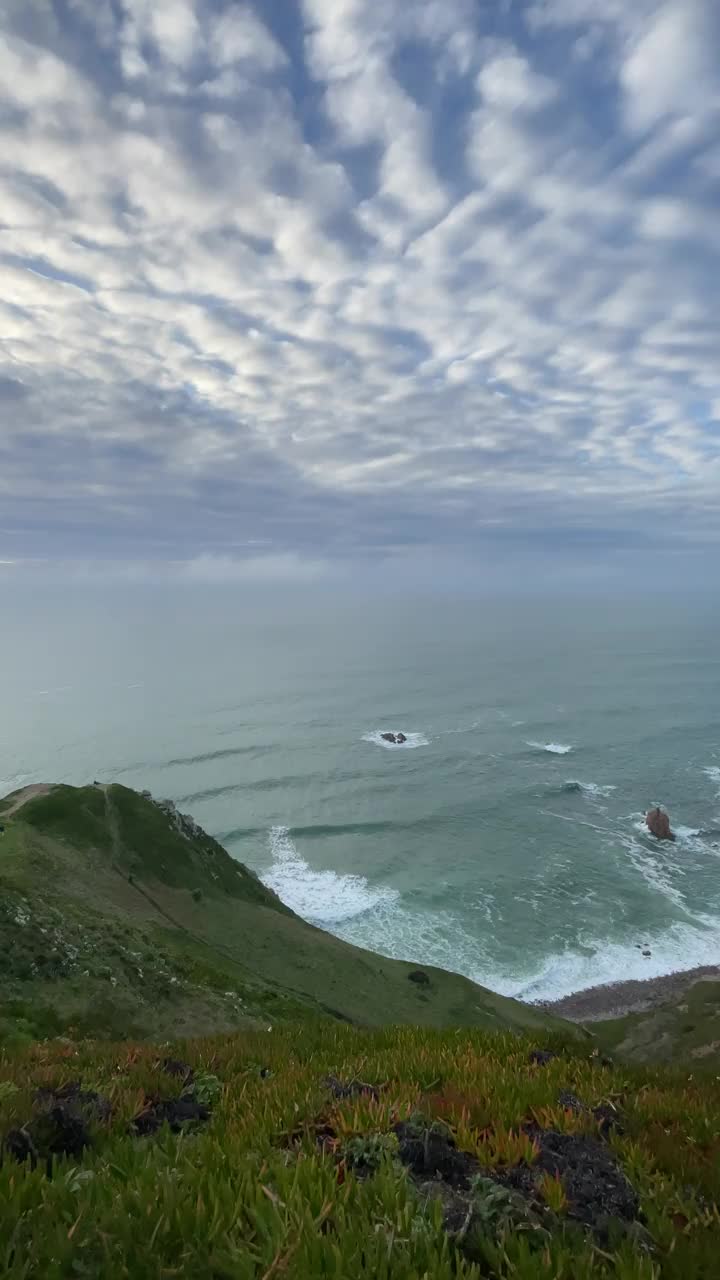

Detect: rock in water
[645,807,675,841]
[380,732,407,744]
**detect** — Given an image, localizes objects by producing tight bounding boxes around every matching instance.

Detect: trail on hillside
[100,785,308,1010]
[1,783,54,817]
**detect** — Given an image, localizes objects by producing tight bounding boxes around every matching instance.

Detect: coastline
[535,964,720,1023]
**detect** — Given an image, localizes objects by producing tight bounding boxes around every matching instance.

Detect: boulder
[380,732,407,744]
[645,807,674,841]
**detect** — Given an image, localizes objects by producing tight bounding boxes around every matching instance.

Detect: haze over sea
[3,587,720,1003]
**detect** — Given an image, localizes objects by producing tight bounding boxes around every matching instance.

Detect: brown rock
[645,807,675,841]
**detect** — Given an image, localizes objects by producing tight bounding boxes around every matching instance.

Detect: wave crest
[261,826,399,924]
[560,780,616,798]
[527,740,573,755]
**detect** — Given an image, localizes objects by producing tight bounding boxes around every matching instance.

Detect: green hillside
[0,783,571,1046]
[592,977,720,1065]
[3,782,720,1278]
[2,1021,718,1278]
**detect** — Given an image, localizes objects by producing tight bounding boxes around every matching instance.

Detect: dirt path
[101,784,122,862]
[1,783,54,818]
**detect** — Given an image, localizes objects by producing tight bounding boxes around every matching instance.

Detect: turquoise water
[2,588,720,1000]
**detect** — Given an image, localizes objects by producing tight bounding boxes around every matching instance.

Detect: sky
[1,0,719,589]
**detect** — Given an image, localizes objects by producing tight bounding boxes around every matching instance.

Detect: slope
[2,1022,718,1278]
[0,783,575,1044]
[591,976,720,1065]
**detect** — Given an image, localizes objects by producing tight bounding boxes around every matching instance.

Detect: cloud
[620,1,720,132]
[0,0,719,581]
[476,52,557,112]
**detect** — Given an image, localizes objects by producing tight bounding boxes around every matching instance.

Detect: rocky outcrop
[381,732,407,744]
[143,791,204,841]
[646,807,675,841]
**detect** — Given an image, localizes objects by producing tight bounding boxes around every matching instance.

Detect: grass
[3,782,720,1275]
[593,981,720,1065]
[0,784,581,1044]
[2,1023,720,1278]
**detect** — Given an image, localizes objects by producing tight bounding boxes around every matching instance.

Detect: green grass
[593,980,720,1065]
[0,783,579,1044]
[3,782,720,1276]
[2,1023,719,1278]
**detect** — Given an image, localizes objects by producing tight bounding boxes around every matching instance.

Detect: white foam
[527,740,573,755]
[674,824,701,841]
[362,730,430,750]
[333,895,503,981]
[630,816,719,857]
[704,766,720,793]
[331,896,720,1004]
[565,780,616,798]
[265,825,720,1004]
[675,824,720,857]
[622,837,687,910]
[511,920,720,1003]
[261,826,400,924]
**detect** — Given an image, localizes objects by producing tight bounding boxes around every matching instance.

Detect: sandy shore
[536,964,720,1023]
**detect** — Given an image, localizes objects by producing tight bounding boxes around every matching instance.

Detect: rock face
[646,807,675,841]
[152,795,204,840]
[381,732,407,744]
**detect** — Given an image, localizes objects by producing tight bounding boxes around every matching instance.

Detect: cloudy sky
[1,0,719,586]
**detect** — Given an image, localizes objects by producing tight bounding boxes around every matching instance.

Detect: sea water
[2,586,719,1002]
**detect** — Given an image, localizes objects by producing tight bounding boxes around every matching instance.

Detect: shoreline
[535,964,720,1023]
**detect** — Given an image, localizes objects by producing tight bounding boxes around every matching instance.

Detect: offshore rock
[646,807,674,841]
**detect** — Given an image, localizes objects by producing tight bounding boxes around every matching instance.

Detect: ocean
[2,586,719,1002]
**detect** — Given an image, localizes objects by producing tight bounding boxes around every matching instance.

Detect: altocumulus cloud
[1,0,719,582]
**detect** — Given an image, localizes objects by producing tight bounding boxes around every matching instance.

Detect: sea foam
[704,766,720,794]
[362,730,430,750]
[261,826,399,924]
[511,919,720,1004]
[561,780,616,798]
[527,740,573,755]
[261,823,720,1005]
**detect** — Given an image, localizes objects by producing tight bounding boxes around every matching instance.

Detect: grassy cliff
[593,977,720,1065]
[2,783,720,1277]
[0,783,570,1045]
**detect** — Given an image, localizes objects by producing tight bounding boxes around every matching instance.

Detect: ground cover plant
[3,1022,720,1278]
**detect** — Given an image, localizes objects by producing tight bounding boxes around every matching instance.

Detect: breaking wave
[559,780,617,798]
[527,740,573,755]
[261,826,399,924]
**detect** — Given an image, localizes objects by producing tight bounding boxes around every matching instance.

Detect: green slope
[2,1022,719,1278]
[592,977,720,1065]
[0,783,575,1045]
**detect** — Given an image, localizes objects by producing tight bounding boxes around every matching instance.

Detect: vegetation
[3,781,720,1277]
[0,783,574,1045]
[593,979,720,1065]
[3,1023,720,1277]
